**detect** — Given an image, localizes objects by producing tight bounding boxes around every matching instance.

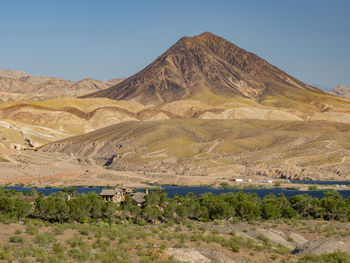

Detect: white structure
[258,179,273,184]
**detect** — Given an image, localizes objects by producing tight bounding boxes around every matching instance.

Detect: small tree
[103,201,117,226]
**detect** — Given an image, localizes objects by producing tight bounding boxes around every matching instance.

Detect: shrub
[308,185,318,191]
[227,237,240,252]
[52,242,66,260]
[68,234,84,248]
[274,182,281,187]
[257,234,270,246]
[68,247,91,262]
[34,232,56,246]
[9,235,24,244]
[78,228,89,236]
[298,251,350,263]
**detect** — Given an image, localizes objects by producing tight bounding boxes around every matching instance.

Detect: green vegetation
[0,187,350,224]
[9,235,24,244]
[298,251,350,263]
[0,220,287,263]
[308,185,318,191]
[274,181,282,187]
[0,188,350,262]
[218,182,268,190]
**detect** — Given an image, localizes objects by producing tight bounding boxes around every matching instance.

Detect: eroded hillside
[40,119,350,181]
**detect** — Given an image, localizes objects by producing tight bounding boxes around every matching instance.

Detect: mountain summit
[85,32,323,105]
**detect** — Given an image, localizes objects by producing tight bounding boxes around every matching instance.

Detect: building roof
[100,189,119,196]
[131,192,146,204]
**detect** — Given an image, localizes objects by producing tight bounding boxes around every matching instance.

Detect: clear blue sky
[0,0,349,89]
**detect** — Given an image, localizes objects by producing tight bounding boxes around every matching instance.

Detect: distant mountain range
[0,68,123,103]
[330,85,350,99]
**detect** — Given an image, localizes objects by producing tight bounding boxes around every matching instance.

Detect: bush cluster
[1,187,350,224]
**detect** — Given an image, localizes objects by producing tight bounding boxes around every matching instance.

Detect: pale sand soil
[0,146,349,189]
[0,146,220,187]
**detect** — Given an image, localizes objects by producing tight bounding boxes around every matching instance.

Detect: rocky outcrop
[293,238,350,255]
[330,85,350,99]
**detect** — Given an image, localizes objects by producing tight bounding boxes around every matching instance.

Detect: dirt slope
[40,119,350,180]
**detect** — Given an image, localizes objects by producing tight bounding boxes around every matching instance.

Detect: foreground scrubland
[1,188,350,262]
[1,219,350,262]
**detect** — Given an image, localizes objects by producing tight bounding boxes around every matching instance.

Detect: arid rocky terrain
[330,85,350,99]
[0,68,123,102]
[1,32,350,186]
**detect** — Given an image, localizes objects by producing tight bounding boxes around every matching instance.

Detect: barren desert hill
[3,91,350,149]
[84,32,350,114]
[330,85,350,99]
[0,68,124,100]
[40,119,350,180]
[0,97,147,148]
[0,68,30,79]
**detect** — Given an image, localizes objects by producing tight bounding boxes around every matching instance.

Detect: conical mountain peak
[84,32,324,105]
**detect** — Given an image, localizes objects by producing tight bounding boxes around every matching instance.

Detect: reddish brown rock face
[84,32,324,105]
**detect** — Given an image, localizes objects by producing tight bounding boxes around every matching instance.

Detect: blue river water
[291,180,350,185]
[3,185,350,199]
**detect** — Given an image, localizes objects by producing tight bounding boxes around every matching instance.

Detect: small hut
[99,188,124,203]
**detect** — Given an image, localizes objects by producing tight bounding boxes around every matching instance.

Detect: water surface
[4,185,350,199]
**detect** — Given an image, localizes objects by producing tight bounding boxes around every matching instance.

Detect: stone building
[99,187,148,206]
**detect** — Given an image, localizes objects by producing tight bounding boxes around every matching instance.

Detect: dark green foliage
[261,193,297,220]
[33,192,109,223]
[34,196,70,222]
[223,192,260,220]
[1,187,350,224]
[199,193,235,220]
[142,206,161,223]
[321,190,350,221]
[0,197,31,220]
[289,194,323,219]
[145,189,167,207]
[9,235,24,244]
[261,194,281,219]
